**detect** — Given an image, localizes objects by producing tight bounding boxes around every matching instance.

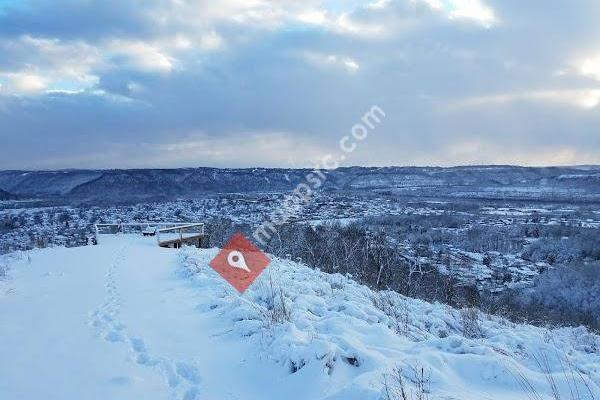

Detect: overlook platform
[95,222,209,249]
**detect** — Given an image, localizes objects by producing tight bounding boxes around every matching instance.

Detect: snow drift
[0,235,598,400]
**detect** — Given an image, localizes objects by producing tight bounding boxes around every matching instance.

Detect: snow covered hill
[0,236,598,400]
[0,188,12,200]
[2,165,600,201]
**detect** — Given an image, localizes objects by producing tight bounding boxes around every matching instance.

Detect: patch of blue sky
[0,0,29,14]
[439,0,457,12]
[323,0,361,14]
[46,79,94,94]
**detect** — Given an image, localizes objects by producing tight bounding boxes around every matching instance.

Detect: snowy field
[0,235,598,400]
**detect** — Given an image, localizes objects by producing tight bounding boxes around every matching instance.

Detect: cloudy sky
[0,0,599,169]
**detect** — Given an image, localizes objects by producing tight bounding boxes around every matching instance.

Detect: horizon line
[1,164,600,173]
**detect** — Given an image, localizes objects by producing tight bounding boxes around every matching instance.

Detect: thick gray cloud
[0,0,599,169]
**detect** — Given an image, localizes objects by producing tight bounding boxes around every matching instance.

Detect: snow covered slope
[0,236,598,400]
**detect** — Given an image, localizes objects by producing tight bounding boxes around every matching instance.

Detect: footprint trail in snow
[89,245,202,400]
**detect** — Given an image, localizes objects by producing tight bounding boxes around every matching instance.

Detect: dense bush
[522,239,583,265]
[519,262,600,330]
[486,262,600,331]
[522,231,600,265]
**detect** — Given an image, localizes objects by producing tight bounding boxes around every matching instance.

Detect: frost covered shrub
[513,262,600,331]
[572,327,599,354]
[509,350,600,400]
[205,218,239,247]
[462,225,525,253]
[382,364,431,400]
[371,292,410,336]
[576,231,600,260]
[460,307,483,339]
[254,274,291,327]
[522,239,582,265]
[522,231,600,265]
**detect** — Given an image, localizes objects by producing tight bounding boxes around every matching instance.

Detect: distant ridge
[0,188,14,200]
[0,166,599,202]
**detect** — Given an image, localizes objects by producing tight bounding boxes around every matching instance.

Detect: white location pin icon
[227,250,251,273]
